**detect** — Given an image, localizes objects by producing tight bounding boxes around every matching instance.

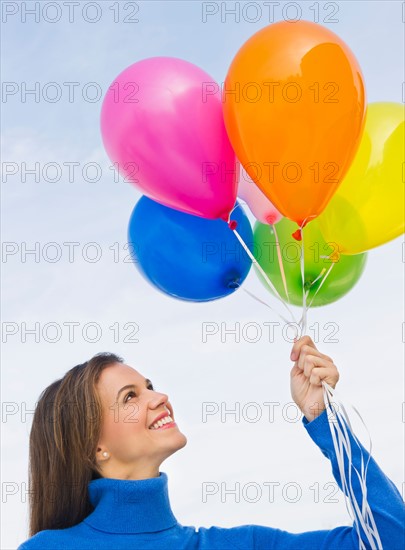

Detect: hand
[290,335,339,422]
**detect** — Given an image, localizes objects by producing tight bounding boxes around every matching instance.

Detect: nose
[148,389,169,409]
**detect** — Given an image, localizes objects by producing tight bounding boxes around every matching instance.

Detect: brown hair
[28,352,123,536]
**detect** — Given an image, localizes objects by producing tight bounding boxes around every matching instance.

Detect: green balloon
[253,217,367,307]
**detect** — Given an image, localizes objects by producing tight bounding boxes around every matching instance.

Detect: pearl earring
[102,452,109,458]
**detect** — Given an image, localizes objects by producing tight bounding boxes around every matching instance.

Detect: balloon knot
[292,229,302,241]
[228,279,240,289]
[228,220,238,231]
[266,214,277,225]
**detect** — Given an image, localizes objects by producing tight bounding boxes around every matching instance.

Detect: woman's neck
[99,461,160,481]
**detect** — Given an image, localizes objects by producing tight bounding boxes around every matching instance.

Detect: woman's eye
[148,385,154,391]
[124,391,136,403]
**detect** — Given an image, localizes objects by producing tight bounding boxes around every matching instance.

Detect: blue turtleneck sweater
[18,409,405,549]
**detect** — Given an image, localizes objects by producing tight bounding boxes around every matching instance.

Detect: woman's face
[95,362,187,480]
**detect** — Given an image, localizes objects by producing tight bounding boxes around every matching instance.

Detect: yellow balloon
[318,102,404,254]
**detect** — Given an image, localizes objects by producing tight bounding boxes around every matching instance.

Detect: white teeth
[150,415,173,430]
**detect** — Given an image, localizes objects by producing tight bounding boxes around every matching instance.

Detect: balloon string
[322,387,370,549]
[229,282,298,336]
[241,288,296,329]
[230,199,295,321]
[296,257,336,327]
[306,262,335,310]
[231,228,299,327]
[229,201,298,335]
[231,199,293,317]
[321,381,383,549]
[299,220,336,330]
[298,269,325,327]
[271,223,290,304]
[310,267,327,287]
[299,220,309,336]
[230,201,244,215]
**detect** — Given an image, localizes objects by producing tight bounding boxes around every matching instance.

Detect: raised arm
[192,336,404,550]
[268,335,405,549]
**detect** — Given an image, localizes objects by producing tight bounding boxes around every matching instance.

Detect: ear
[96,447,110,462]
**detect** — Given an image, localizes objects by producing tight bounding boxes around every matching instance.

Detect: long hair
[28,352,124,536]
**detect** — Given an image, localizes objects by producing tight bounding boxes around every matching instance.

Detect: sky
[1,1,404,548]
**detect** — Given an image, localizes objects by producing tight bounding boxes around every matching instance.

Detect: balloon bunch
[101,21,403,549]
[100,21,404,328]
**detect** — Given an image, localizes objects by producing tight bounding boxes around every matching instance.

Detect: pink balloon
[101,57,237,221]
[238,168,282,224]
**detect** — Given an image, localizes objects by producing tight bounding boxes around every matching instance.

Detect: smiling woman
[22,352,187,540]
[18,341,405,550]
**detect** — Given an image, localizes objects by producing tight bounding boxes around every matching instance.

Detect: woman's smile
[150,420,177,431]
[148,407,177,430]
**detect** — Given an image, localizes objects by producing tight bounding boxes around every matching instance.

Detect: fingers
[309,367,327,386]
[302,355,329,377]
[290,335,316,361]
[290,336,333,363]
[308,365,340,387]
[295,352,340,388]
[297,346,333,372]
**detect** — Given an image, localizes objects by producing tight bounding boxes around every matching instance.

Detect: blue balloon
[127,197,253,302]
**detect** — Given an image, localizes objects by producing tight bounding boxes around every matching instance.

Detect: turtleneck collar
[83,471,179,534]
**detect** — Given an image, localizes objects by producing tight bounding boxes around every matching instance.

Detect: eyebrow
[116,379,153,401]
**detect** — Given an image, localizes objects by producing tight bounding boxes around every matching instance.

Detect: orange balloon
[223,20,366,228]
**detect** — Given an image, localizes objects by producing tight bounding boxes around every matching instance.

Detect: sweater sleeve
[252,408,405,550]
